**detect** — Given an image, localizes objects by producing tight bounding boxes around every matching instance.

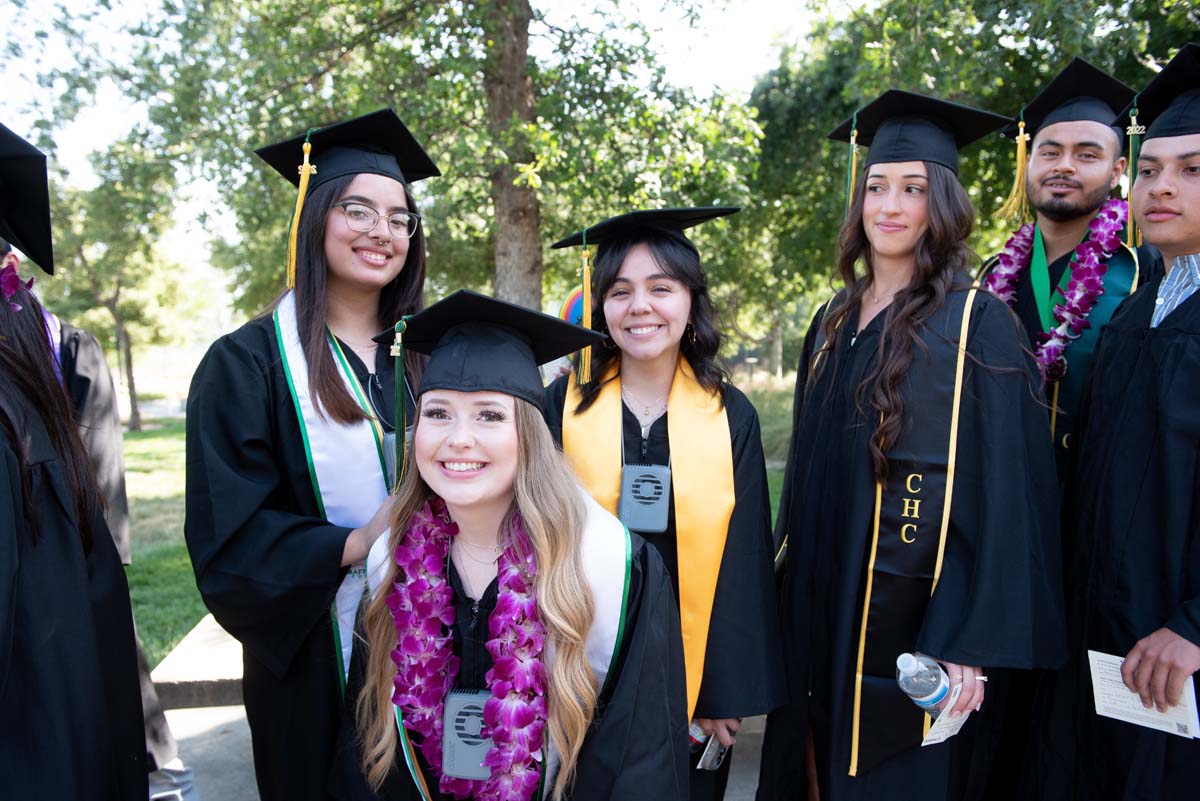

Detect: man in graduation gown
[973,60,1159,800]
[1029,43,1200,801]
[982,57,1162,481]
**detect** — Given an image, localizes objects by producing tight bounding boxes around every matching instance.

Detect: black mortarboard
[383,289,605,409]
[828,90,1008,175]
[0,122,54,274]
[549,206,740,250]
[255,108,439,289]
[1123,43,1200,141]
[255,108,440,191]
[1001,57,1133,140]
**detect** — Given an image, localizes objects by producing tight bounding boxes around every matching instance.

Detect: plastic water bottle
[896,653,949,718]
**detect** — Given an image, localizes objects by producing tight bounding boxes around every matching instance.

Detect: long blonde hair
[357,398,598,798]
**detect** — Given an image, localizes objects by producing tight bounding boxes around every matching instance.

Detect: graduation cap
[827,91,1007,212]
[549,206,739,383]
[0,122,54,275]
[1121,42,1200,142]
[1114,43,1200,247]
[996,58,1135,223]
[254,108,440,289]
[377,290,605,481]
[548,207,739,250]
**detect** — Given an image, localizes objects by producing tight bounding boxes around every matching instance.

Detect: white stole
[273,290,389,687]
[366,487,633,796]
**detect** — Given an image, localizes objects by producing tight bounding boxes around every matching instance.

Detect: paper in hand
[1088,650,1200,739]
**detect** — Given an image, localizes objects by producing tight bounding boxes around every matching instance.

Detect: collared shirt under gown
[758,287,1066,801]
[1028,274,1200,801]
[185,313,410,801]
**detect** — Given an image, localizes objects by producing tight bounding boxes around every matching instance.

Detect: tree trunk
[771,304,784,378]
[481,0,542,309]
[115,317,142,432]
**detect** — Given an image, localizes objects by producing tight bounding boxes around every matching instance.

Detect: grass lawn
[124,418,207,667]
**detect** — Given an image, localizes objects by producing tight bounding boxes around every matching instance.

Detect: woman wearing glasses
[185,110,438,801]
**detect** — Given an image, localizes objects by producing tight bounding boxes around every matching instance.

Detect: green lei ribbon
[1029,225,1079,333]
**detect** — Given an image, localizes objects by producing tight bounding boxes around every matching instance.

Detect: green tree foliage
[36,133,186,430]
[750,0,1200,371]
[34,0,760,317]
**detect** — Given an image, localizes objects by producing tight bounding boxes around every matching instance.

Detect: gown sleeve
[693,389,786,719]
[572,535,689,801]
[60,324,132,563]
[916,295,1068,669]
[185,332,352,678]
[773,303,828,567]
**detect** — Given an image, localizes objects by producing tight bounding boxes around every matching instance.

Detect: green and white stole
[273,290,391,693]
[366,490,634,800]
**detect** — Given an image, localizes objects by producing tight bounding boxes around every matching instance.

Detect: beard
[1029,177,1113,223]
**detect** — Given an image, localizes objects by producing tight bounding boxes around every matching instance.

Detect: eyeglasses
[334,202,422,239]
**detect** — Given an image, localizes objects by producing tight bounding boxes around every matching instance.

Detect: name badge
[442,689,493,780]
[618,463,671,533]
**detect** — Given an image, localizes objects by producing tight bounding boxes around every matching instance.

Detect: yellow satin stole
[563,359,736,718]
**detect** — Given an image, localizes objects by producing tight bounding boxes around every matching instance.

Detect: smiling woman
[183,109,440,801]
[545,207,786,801]
[337,290,690,801]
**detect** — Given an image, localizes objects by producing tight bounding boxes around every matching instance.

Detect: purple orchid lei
[984,198,1127,382]
[1,262,34,312]
[387,499,547,801]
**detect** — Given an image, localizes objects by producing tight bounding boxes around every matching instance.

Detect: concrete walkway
[158,616,766,800]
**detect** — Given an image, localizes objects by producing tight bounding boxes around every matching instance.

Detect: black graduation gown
[758,288,1066,801]
[328,534,689,800]
[185,313,409,801]
[0,388,146,799]
[545,378,786,799]
[975,243,1163,801]
[1028,278,1200,801]
[56,318,179,770]
[58,320,132,563]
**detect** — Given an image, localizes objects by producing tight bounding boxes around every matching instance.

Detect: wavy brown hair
[357,398,597,798]
[272,172,427,424]
[817,161,977,482]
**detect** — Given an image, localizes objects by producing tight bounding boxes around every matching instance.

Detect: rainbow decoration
[559,285,585,326]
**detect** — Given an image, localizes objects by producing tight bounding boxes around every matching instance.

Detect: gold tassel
[286,140,318,289]
[848,128,860,205]
[1125,104,1145,249]
[579,244,593,384]
[996,119,1030,223]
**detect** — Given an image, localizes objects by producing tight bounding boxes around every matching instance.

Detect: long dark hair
[572,228,727,413]
[819,162,976,482]
[0,283,101,550]
[289,173,427,424]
